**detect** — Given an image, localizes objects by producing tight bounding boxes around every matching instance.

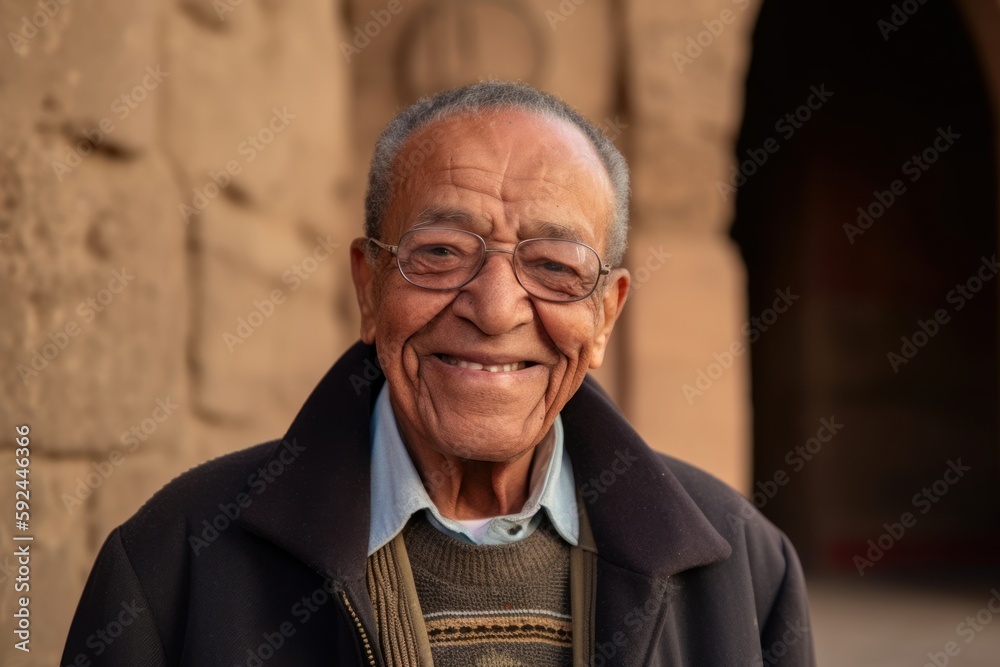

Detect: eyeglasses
[367,227,611,302]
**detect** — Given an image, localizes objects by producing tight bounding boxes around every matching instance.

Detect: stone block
[0,140,186,455]
[536,0,616,122]
[193,203,345,422]
[0,0,164,153]
[347,0,615,172]
[164,0,351,225]
[624,0,762,233]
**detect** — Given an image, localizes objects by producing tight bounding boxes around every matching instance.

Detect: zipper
[340,590,377,667]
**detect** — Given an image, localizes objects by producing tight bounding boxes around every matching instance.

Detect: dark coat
[63,342,815,666]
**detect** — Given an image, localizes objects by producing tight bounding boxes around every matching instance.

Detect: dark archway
[731,0,1000,574]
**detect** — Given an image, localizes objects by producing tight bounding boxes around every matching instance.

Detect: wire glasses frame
[366,227,612,303]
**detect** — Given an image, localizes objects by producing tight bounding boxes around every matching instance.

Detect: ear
[350,239,379,344]
[589,268,630,369]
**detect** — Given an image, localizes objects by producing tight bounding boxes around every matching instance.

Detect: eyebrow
[413,207,477,228]
[533,222,580,242]
[411,207,584,243]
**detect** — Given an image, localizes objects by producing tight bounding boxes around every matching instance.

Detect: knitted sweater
[367,512,574,667]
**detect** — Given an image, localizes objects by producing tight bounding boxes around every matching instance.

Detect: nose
[450,249,534,335]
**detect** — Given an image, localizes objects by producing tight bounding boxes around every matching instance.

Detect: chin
[427,418,546,463]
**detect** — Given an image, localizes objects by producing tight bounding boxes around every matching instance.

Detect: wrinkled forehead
[385,108,614,246]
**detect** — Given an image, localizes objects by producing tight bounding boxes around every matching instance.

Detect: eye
[426,245,456,257]
[523,256,579,278]
[405,242,470,272]
[540,260,573,274]
[411,243,462,259]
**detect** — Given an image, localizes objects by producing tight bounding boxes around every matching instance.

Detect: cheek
[374,284,453,355]
[375,302,426,390]
[375,277,425,336]
[537,308,601,370]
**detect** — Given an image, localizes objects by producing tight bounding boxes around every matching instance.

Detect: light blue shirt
[368,384,579,555]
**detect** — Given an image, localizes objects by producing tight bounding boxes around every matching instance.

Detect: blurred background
[1,0,998,664]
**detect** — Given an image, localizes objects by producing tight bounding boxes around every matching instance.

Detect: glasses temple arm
[366,237,399,255]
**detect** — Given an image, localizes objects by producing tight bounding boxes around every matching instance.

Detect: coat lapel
[562,377,732,665]
[237,342,384,662]
[238,341,379,583]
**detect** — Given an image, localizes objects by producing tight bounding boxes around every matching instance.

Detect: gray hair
[364,81,630,267]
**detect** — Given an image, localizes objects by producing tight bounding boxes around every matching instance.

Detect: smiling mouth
[435,354,537,373]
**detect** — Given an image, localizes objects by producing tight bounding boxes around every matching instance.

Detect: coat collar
[238,342,731,583]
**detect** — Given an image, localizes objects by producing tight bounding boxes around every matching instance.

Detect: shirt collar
[368,383,578,555]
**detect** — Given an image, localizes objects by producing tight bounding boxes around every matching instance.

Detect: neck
[404,430,553,520]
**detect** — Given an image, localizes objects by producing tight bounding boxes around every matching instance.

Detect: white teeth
[441,355,526,372]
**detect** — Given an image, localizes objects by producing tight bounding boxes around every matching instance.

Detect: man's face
[351,108,629,464]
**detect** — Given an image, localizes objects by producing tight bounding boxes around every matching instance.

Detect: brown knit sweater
[397,512,573,666]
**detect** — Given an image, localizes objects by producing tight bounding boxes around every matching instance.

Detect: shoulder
[655,451,795,571]
[654,453,753,523]
[117,440,280,551]
[655,453,814,662]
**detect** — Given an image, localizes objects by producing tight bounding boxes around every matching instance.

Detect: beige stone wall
[0,0,756,661]
[623,0,760,490]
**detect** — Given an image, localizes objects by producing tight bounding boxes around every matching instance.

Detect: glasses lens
[515,239,601,301]
[397,228,484,289]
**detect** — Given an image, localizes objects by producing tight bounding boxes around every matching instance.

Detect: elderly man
[63,82,814,666]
